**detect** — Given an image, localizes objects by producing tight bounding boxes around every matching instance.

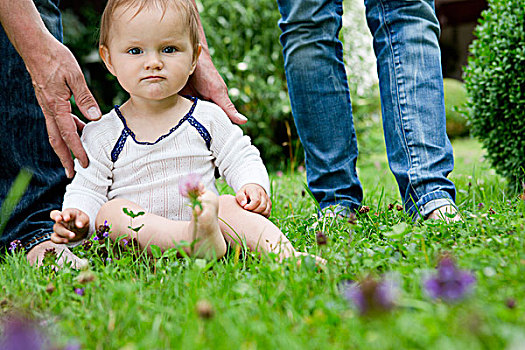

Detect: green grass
[1,137,524,349]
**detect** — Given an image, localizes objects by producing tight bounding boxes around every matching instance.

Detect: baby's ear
[99,45,116,76]
[190,44,202,74]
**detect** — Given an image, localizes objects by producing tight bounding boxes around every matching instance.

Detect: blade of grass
[0,168,33,237]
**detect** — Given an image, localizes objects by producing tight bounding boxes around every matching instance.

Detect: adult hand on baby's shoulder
[27,35,101,178]
[236,184,272,218]
[50,208,90,244]
[181,48,247,125]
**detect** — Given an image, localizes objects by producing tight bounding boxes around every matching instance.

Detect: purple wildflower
[342,276,397,315]
[94,221,110,241]
[74,288,85,296]
[178,173,202,198]
[506,298,516,309]
[42,248,57,265]
[8,240,22,253]
[63,343,82,350]
[122,239,129,246]
[82,239,93,250]
[424,256,476,301]
[316,231,328,246]
[0,316,47,350]
[477,202,484,209]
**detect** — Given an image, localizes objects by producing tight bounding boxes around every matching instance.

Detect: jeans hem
[407,190,456,220]
[22,232,52,252]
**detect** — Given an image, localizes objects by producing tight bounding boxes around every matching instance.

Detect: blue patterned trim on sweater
[110,97,212,162]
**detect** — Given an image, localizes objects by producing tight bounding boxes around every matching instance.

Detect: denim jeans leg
[0,0,68,252]
[277,0,363,213]
[364,0,456,218]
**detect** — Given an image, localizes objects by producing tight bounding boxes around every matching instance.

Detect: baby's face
[100,5,197,102]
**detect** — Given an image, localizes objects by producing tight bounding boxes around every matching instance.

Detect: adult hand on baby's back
[181,48,248,125]
[27,35,101,178]
[50,208,90,244]
[236,184,272,218]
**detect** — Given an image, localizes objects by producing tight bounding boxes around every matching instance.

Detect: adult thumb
[68,72,101,121]
[214,93,247,125]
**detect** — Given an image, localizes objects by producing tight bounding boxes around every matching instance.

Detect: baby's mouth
[142,76,165,81]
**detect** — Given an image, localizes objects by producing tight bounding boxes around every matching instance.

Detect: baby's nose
[144,53,163,70]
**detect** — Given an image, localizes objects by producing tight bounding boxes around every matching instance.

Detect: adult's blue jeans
[277,0,456,218]
[0,0,67,252]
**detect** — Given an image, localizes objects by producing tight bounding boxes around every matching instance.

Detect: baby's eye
[162,46,177,54]
[127,48,143,55]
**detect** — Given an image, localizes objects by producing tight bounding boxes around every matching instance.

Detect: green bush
[443,78,469,139]
[463,0,525,190]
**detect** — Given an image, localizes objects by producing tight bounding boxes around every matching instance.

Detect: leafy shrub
[463,0,525,190]
[443,78,469,139]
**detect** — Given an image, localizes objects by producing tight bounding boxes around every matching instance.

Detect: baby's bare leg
[95,192,226,259]
[27,241,88,269]
[217,195,303,260]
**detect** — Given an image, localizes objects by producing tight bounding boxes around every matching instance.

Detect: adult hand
[181,47,247,125]
[27,36,101,178]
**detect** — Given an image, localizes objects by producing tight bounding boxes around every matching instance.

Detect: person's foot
[190,190,227,259]
[426,205,462,222]
[27,240,88,269]
[294,251,327,265]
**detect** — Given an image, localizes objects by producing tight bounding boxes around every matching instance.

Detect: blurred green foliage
[463,0,525,191]
[443,78,469,139]
[197,0,293,170]
[61,0,381,170]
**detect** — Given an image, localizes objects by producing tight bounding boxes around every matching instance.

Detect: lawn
[1,137,524,349]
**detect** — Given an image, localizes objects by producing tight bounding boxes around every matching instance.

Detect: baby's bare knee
[95,198,145,228]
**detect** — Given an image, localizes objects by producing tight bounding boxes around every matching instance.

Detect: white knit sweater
[63,98,270,234]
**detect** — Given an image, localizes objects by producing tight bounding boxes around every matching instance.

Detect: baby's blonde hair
[99,0,201,61]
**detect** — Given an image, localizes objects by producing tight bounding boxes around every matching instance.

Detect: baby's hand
[50,208,90,244]
[236,184,272,217]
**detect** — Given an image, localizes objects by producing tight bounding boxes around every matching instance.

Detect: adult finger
[73,114,86,132]
[211,88,247,125]
[43,110,75,177]
[54,99,89,168]
[67,67,101,122]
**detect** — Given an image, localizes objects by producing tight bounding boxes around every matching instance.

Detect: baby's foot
[27,240,88,269]
[190,190,227,259]
[294,251,327,266]
[426,205,462,222]
[268,240,327,266]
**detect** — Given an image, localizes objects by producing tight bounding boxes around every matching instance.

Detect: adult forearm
[0,0,102,176]
[0,0,55,70]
